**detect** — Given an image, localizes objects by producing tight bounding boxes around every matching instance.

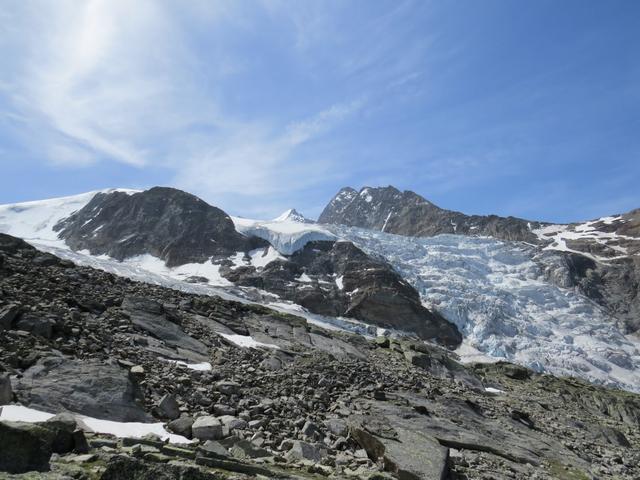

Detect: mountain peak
[272,208,312,223]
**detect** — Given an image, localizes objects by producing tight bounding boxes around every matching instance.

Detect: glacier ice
[330,225,640,392]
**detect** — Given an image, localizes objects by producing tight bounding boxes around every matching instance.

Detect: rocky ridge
[1,233,640,479]
[318,186,544,243]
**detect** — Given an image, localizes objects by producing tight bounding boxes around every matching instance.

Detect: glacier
[231,214,336,255]
[330,225,640,392]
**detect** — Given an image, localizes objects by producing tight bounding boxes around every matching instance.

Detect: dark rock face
[54,187,266,267]
[0,421,53,473]
[541,251,640,334]
[318,186,544,242]
[222,240,462,348]
[0,374,12,404]
[12,357,151,422]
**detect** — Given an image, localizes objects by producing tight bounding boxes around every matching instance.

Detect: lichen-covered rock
[0,420,54,473]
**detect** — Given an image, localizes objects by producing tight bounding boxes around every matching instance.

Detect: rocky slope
[0,188,461,348]
[319,185,640,334]
[1,233,640,479]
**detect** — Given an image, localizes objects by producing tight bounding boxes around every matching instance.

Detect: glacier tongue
[231,215,336,255]
[330,225,640,392]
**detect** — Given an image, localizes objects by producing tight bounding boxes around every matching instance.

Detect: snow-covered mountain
[1,187,639,392]
[320,185,640,335]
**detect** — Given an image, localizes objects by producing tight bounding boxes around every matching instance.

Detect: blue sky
[1,0,638,222]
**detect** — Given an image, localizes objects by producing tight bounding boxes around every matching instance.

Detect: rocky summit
[0,185,640,480]
[54,187,267,267]
[318,186,544,242]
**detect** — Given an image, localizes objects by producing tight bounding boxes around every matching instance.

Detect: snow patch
[162,359,212,371]
[0,405,191,444]
[219,333,280,350]
[484,387,504,394]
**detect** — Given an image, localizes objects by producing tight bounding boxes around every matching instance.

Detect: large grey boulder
[0,304,19,331]
[156,394,180,420]
[167,416,194,439]
[192,416,224,441]
[12,356,151,422]
[349,410,449,480]
[0,420,53,473]
[14,314,55,339]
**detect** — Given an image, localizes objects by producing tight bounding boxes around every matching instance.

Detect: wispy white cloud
[0,0,365,213]
[174,99,364,198]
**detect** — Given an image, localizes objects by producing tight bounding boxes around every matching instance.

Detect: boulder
[156,394,180,420]
[0,304,19,331]
[42,412,78,453]
[284,440,326,463]
[121,296,208,358]
[0,420,53,473]
[12,356,151,422]
[101,454,219,480]
[324,418,348,437]
[218,415,248,432]
[0,374,12,405]
[216,380,242,395]
[14,314,55,339]
[349,409,449,480]
[167,416,194,439]
[192,416,224,441]
[229,439,270,459]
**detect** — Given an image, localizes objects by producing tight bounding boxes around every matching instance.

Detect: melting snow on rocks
[219,333,280,350]
[0,405,191,444]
